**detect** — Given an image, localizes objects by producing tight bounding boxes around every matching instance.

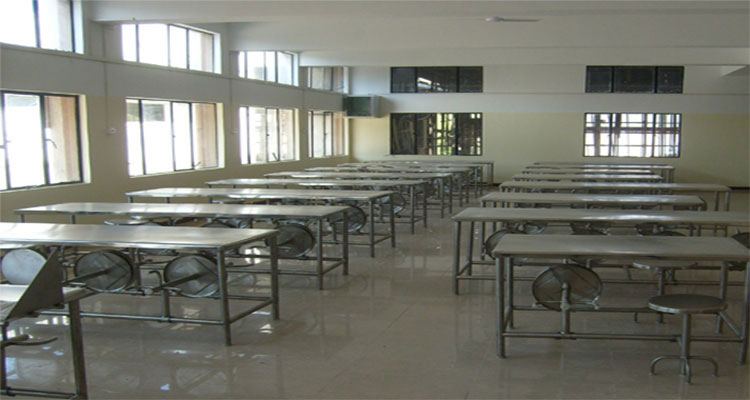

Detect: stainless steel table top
[341,162,487,168]
[0,222,277,250]
[126,187,394,201]
[16,202,350,219]
[305,166,471,173]
[531,162,674,170]
[206,178,426,187]
[454,207,749,226]
[492,234,749,261]
[264,171,451,179]
[499,181,731,192]
[512,173,664,181]
[480,192,705,207]
[521,168,654,175]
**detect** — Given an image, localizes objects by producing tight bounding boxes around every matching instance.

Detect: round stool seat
[648,294,726,315]
[104,218,151,226]
[632,259,697,271]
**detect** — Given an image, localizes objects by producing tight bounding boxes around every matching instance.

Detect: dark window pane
[458,67,482,92]
[391,67,416,93]
[456,113,482,155]
[586,66,613,93]
[390,114,416,154]
[416,67,457,92]
[613,67,655,93]
[656,66,684,93]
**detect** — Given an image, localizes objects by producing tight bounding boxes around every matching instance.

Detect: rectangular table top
[0,222,277,250]
[454,207,749,226]
[521,168,654,175]
[480,192,705,208]
[530,162,673,170]
[126,187,394,201]
[16,202,350,219]
[264,171,451,179]
[206,178,425,187]
[492,234,749,261]
[498,181,731,192]
[512,173,664,181]
[304,166,471,173]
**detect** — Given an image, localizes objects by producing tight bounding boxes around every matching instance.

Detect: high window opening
[122,23,217,73]
[584,112,681,157]
[238,51,297,85]
[308,67,346,92]
[391,67,482,93]
[309,111,346,158]
[0,91,83,190]
[126,98,218,176]
[0,0,77,52]
[239,106,297,164]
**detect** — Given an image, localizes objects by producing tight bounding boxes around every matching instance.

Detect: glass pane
[415,114,434,154]
[310,112,324,157]
[189,29,213,72]
[0,108,6,190]
[265,51,277,82]
[613,66,655,93]
[266,109,279,161]
[332,67,345,92]
[308,67,327,90]
[141,100,173,174]
[333,112,346,155]
[324,112,333,156]
[656,66,684,93]
[391,67,415,93]
[390,114,416,154]
[4,93,45,188]
[122,24,137,61]
[456,113,482,155]
[417,67,457,92]
[192,103,217,168]
[0,0,36,47]
[138,24,169,66]
[277,52,294,85]
[243,51,265,80]
[237,52,246,78]
[239,107,249,164]
[125,99,144,176]
[586,66,612,93]
[44,95,80,184]
[172,102,192,170]
[458,67,482,93]
[38,0,72,51]
[278,109,296,161]
[169,25,187,69]
[248,107,267,163]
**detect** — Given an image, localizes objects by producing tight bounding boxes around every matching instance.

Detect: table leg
[317,219,324,290]
[217,252,232,346]
[270,236,280,320]
[466,222,475,276]
[369,200,376,257]
[738,261,749,364]
[68,300,88,399]
[390,195,396,248]
[410,186,416,234]
[452,220,461,295]
[497,256,506,358]
[342,212,349,275]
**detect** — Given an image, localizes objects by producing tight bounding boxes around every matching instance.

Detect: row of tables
[452,161,749,365]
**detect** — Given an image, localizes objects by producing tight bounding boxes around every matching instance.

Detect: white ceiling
[88,1,750,66]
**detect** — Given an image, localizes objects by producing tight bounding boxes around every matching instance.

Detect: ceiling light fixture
[485,16,540,23]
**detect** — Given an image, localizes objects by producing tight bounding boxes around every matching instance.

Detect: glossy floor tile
[4,190,749,399]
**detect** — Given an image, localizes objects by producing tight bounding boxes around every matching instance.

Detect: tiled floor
[4,190,749,399]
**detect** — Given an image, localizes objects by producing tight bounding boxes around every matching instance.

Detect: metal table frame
[125,187,396,258]
[499,181,732,211]
[529,162,675,182]
[0,222,279,346]
[512,173,664,182]
[264,171,454,216]
[15,202,349,291]
[355,159,495,192]
[205,178,428,234]
[451,207,750,294]
[491,235,749,363]
[480,192,706,210]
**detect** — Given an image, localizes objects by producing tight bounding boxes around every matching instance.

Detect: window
[390,113,482,156]
[239,106,297,164]
[238,51,297,85]
[585,66,684,93]
[309,111,346,158]
[0,0,76,52]
[122,23,216,73]
[584,113,681,158]
[308,67,346,92]
[0,91,82,190]
[126,99,218,176]
[391,67,482,93]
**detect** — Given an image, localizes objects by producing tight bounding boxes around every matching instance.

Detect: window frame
[308,110,347,158]
[238,51,297,85]
[0,0,77,52]
[583,112,682,158]
[307,66,346,92]
[585,66,684,94]
[0,90,83,191]
[126,98,219,176]
[390,67,483,93]
[389,112,483,156]
[122,23,217,73]
[239,106,298,164]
